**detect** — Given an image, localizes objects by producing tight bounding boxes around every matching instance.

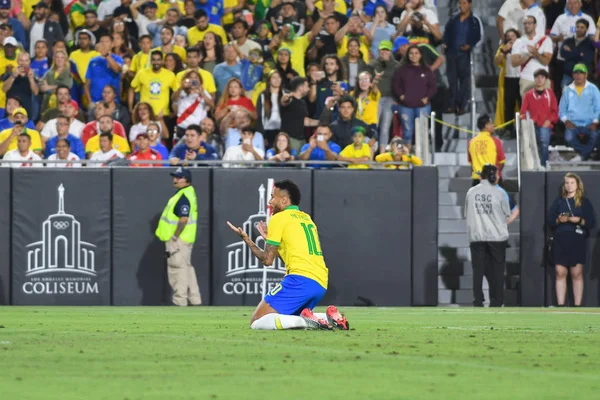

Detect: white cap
[3,36,18,47]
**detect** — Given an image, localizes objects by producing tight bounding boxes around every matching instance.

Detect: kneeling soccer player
[227,179,349,330]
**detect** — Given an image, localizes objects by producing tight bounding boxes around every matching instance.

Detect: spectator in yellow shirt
[352,70,383,129]
[152,26,187,64]
[337,126,372,169]
[0,107,43,156]
[375,138,423,169]
[85,115,131,157]
[187,9,228,47]
[129,35,153,77]
[129,50,176,117]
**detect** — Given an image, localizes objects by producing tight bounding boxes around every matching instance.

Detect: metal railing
[0,159,413,168]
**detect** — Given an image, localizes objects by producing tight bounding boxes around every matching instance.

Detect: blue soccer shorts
[264,275,326,316]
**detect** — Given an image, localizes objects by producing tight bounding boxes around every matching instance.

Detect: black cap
[477,114,492,131]
[170,167,192,181]
[34,1,49,9]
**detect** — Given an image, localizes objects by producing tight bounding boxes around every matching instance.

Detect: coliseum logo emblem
[26,184,97,277]
[223,182,285,296]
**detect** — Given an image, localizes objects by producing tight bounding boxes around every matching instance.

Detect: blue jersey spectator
[298,126,341,169]
[168,124,219,164]
[85,35,124,103]
[240,58,264,92]
[0,96,36,130]
[30,57,50,80]
[45,134,86,159]
[213,44,243,97]
[197,0,223,25]
[151,143,169,161]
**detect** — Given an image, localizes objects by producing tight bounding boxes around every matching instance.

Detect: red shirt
[81,121,127,146]
[220,96,256,113]
[128,148,163,167]
[520,88,559,128]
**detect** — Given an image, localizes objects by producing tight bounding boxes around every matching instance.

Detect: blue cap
[170,167,192,181]
[392,36,410,53]
[0,0,10,9]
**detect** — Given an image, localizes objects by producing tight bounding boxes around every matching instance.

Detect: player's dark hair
[481,164,498,184]
[187,46,200,55]
[194,9,208,19]
[139,34,153,42]
[576,18,589,29]
[56,84,70,94]
[100,132,113,141]
[19,132,31,141]
[275,180,301,206]
[151,50,163,59]
[161,26,175,35]
[7,95,22,106]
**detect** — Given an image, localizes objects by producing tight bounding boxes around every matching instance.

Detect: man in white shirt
[222,127,264,168]
[89,132,124,167]
[231,19,261,57]
[97,0,122,22]
[129,0,159,37]
[41,100,85,142]
[2,132,42,168]
[398,0,441,39]
[46,138,81,167]
[497,0,545,38]
[511,15,553,96]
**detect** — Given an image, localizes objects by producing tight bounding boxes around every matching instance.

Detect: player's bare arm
[227,221,278,265]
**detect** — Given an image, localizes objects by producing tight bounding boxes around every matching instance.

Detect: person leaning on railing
[375,137,422,169]
[337,126,373,169]
[546,172,596,307]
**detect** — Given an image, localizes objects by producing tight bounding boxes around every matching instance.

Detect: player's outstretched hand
[257,221,268,239]
[227,221,249,240]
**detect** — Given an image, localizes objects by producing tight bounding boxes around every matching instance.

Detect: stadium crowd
[0,0,471,169]
[1,0,599,170]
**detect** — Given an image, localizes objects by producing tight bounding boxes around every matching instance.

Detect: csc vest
[155,186,198,243]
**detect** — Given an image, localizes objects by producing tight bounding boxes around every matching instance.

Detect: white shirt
[2,149,42,167]
[97,0,122,21]
[512,33,552,81]
[41,118,86,139]
[498,0,545,36]
[129,122,161,142]
[89,149,124,167]
[504,53,521,78]
[135,14,154,37]
[222,145,265,168]
[550,11,596,60]
[46,153,82,168]
[261,93,281,131]
[235,39,262,57]
[30,22,45,55]
[400,7,439,33]
[176,90,211,129]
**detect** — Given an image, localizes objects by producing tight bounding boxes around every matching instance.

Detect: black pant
[504,77,521,127]
[470,241,507,307]
[446,52,471,110]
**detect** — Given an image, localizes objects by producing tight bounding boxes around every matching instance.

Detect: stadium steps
[434,0,519,307]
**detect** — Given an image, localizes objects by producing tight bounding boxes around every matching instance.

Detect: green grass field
[1,307,599,400]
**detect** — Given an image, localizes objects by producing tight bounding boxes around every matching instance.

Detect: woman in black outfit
[547,173,596,306]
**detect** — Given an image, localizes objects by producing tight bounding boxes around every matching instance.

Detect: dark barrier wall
[411,167,438,306]
[314,170,412,306]
[0,169,10,304]
[211,169,312,306]
[545,172,600,307]
[112,168,211,305]
[11,170,111,305]
[519,172,546,306]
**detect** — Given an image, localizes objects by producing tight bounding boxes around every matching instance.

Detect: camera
[14,120,22,125]
[317,134,324,141]
[191,80,199,87]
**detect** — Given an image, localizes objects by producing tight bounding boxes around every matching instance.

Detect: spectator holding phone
[2,51,39,114]
[547,173,596,306]
[172,69,214,138]
[375,137,423,169]
[222,127,265,168]
[298,123,341,168]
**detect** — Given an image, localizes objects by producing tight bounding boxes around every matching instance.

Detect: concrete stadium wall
[0,167,439,307]
[520,171,600,307]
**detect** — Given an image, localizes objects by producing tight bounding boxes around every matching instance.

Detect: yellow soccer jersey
[266,206,328,289]
[131,68,176,116]
[70,49,100,83]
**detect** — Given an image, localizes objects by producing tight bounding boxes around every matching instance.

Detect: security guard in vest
[155,167,202,306]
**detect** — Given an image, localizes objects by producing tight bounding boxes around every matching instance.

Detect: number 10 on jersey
[300,223,322,256]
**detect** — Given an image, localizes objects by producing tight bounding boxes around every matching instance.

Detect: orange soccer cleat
[300,308,331,330]
[326,305,349,330]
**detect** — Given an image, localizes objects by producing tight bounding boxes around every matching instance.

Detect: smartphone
[316,71,325,80]
[243,138,251,145]
[191,80,199,87]
[317,135,324,142]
